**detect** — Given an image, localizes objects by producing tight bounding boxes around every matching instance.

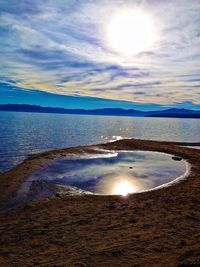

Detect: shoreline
[0,139,200,266]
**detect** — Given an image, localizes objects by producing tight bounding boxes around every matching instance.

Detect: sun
[106,9,156,56]
[113,181,136,196]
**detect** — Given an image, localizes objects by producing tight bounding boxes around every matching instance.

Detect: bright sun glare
[113,181,136,196]
[107,9,156,56]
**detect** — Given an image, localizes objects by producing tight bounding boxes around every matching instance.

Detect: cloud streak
[0,0,200,105]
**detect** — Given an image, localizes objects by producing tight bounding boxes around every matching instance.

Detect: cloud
[0,0,200,105]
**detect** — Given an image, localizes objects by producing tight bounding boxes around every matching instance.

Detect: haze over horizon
[0,0,200,110]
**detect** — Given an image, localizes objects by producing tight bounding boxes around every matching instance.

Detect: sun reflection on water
[96,173,142,196]
[113,181,136,196]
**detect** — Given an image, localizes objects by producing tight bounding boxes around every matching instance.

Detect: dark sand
[0,139,200,267]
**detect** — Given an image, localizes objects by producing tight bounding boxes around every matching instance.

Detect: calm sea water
[0,111,200,173]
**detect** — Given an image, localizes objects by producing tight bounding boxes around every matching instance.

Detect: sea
[0,111,200,173]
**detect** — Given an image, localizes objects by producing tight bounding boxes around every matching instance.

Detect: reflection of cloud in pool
[23,150,186,196]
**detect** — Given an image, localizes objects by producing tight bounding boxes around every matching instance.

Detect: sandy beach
[0,138,200,267]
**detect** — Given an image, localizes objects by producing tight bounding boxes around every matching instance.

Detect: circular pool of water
[26,150,187,196]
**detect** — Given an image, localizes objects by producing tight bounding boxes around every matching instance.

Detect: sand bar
[0,139,200,266]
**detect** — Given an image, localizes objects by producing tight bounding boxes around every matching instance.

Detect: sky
[0,0,200,110]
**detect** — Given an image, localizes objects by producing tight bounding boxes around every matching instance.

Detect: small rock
[177,240,187,249]
[172,156,182,161]
[106,202,116,209]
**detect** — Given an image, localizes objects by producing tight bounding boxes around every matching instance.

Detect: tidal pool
[24,150,187,197]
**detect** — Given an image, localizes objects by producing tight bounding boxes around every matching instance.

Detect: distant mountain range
[0,104,200,118]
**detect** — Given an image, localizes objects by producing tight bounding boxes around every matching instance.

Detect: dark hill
[0,104,200,118]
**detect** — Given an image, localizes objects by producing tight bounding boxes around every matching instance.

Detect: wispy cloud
[0,0,200,105]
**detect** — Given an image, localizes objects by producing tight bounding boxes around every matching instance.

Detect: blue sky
[0,0,200,110]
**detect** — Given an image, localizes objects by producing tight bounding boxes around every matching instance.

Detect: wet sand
[0,139,200,266]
